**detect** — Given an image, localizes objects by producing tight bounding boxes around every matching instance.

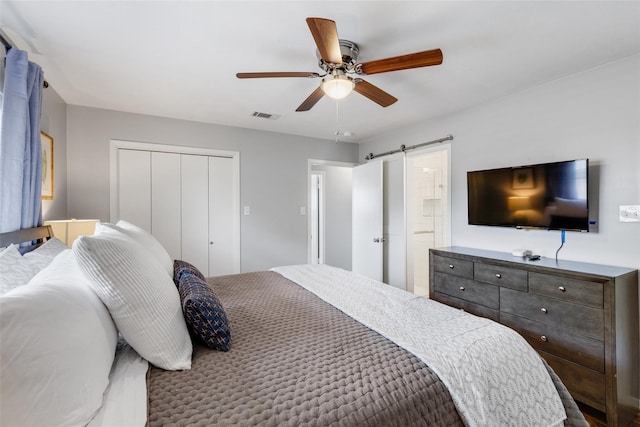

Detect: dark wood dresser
[429,246,639,427]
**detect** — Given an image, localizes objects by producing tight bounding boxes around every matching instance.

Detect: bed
[0,224,589,427]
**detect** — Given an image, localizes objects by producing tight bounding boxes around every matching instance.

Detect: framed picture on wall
[512,167,534,189]
[41,131,54,200]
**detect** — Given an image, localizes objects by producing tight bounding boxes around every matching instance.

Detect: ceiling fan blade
[306,17,342,65]
[236,72,320,79]
[356,48,443,75]
[296,86,325,112]
[353,79,398,107]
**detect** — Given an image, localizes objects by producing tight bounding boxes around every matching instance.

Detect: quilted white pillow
[23,236,68,259]
[73,234,192,370]
[0,237,68,295]
[0,250,118,427]
[0,245,27,295]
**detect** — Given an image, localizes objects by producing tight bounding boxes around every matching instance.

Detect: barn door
[352,161,383,281]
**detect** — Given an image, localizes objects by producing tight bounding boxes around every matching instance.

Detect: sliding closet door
[151,152,181,261]
[208,156,236,276]
[111,140,240,276]
[181,154,210,276]
[383,155,406,290]
[118,150,151,231]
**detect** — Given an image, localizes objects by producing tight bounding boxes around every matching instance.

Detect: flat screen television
[467,159,589,232]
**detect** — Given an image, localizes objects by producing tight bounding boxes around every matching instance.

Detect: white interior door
[352,161,383,281]
[181,154,209,276]
[208,156,237,276]
[151,152,181,261]
[117,149,151,231]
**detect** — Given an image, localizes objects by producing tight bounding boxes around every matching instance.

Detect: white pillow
[94,221,173,277]
[23,236,68,259]
[0,237,67,296]
[0,245,27,295]
[0,250,118,427]
[73,234,192,370]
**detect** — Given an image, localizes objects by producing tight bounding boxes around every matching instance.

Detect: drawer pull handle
[558,286,566,292]
[449,264,454,269]
[540,307,548,314]
[495,273,502,279]
[540,335,548,342]
[459,287,465,291]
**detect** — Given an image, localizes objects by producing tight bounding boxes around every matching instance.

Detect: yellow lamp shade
[44,219,99,247]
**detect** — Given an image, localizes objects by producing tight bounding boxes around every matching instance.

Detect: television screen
[467,159,589,231]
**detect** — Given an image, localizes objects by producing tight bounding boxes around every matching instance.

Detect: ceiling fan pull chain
[335,99,340,143]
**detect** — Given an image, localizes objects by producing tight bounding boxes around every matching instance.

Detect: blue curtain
[0,48,44,233]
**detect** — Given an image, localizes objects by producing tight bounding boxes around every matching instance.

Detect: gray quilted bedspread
[147,271,587,427]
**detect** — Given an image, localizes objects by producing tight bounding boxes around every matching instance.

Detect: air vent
[251,111,280,120]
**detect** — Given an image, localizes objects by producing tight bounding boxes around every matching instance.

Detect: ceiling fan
[236,17,443,112]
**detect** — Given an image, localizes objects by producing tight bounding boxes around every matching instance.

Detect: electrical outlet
[619,205,640,222]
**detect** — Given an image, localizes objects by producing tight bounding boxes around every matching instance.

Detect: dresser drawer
[500,288,604,340]
[474,263,527,291]
[432,254,473,279]
[500,312,604,372]
[529,272,603,308]
[540,350,606,412]
[433,272,499,309]
[433,292,500,321]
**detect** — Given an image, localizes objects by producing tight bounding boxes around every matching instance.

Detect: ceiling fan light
[322,75,355,99]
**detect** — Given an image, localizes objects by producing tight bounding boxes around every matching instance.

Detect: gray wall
[359,55,640,270]
[65,106,358,272]
[40,85,67,220]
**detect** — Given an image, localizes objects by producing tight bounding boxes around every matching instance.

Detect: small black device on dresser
[429,246,639,427]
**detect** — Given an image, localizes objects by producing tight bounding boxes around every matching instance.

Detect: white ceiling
[2,1,639,143]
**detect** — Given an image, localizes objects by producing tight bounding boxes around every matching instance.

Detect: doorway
[405,148,450,296]
[310,172,325,264]
[351,147,449,294]
[307,159,356,271]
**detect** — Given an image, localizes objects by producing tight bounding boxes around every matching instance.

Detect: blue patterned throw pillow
[173,260,206,287]
[178,272,231,351]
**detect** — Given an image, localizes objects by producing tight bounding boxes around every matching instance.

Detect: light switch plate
[619,205,640,222]
[243,206,250,216]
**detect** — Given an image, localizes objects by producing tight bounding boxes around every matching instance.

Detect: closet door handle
[540,307,548,314]
[449,264,454,269]
[558,286,566,292]
[495,273,502,279]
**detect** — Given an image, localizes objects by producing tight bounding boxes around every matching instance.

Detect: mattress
[147,271,587,426]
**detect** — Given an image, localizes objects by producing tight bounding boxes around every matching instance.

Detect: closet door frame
[109,139,240,273]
